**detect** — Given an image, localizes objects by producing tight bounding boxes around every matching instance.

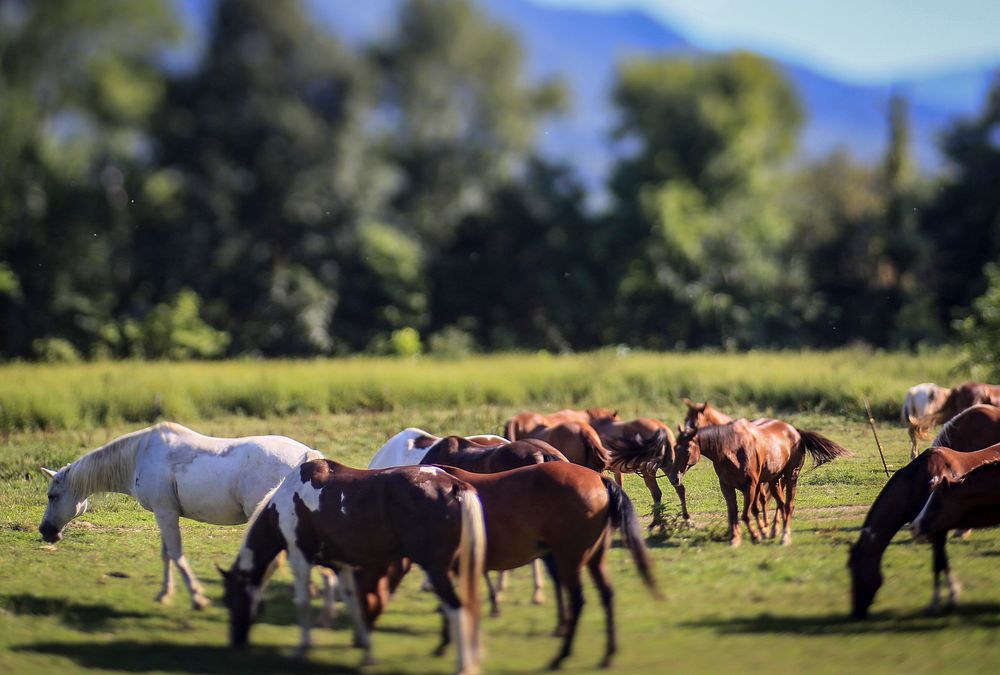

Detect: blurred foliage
[0,0,997,362]
[956,263,1000,380]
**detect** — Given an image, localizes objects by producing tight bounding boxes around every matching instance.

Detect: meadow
[3,350,1000,674]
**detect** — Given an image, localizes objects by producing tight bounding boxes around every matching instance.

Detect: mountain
[308,0,997,191]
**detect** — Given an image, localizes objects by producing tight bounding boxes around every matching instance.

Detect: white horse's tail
[456,488,486,671]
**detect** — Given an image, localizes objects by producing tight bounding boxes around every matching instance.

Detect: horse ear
[216,563,230,579]
[40,467,57,479]
[682,398,693,408]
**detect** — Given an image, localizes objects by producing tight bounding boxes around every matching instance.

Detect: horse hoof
[552,625,568,638]
[532,592,545,605]
[730,539,742,548]
[490,607,501,618]
[155,592,173,605]
[684,519,695,529]
[924,603,942,617]
[361,653,377,667]
[192,595,211,610]
[599,656,614,669]
[548,657,565,671]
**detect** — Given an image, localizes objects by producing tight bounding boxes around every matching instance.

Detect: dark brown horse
[525,421,611,472]
[930,404,1000,451]
[219,460,486,673]
[848,443,1000,618]
[675,419,852,546]
[911,460,1000,542]
[358,462,659,670]
[910,382,1000,447]
[505,408,618,441]
[419,435,568,611]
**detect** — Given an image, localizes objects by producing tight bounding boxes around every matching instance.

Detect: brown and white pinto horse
[358,462,659,670]
[910,382,1000,453]
[504,408,618,441]
[524,421,612,473]
[220,459,486,673]
[849,440,1000,619]
[675,419,852,546]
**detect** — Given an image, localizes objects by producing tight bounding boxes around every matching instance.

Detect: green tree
[956,262,1000,380]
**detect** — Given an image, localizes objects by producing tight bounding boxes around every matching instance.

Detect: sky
[533,0,1000,83]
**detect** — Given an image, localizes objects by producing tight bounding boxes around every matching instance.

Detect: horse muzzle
[909,522,927,543]
[39,522,63,543]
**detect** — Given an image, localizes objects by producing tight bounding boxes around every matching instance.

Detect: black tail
[797,429,853,468]
[606,428,668,475]
[602,477,659,597]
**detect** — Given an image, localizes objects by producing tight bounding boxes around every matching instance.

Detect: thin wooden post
[864,398,891,478]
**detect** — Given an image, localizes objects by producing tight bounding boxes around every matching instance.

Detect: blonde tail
[457,489,486,672]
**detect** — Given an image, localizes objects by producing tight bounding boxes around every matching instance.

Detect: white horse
[39,421,323,609]
[903,383,952,458]
[367,427,547,607]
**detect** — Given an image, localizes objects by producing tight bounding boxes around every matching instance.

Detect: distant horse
[357,462,659,670]
[504,408,618,441]
[910,382,1000,453]
[912,460,1000,542]
[674,419,852,546]
[369,430,566,610]
[524,421,611,472]
[220,459,485,673]
[902,383,951,458]
[592,417,681,527]
[367,427,508,469]
[849,442,1000,618]
[38,422,322,609]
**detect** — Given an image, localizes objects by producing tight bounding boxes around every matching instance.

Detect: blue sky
[533,0,1000,83]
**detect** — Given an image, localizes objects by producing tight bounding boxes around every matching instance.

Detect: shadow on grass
[14,641,373,674]
[681,602,1000,636]
[0,593,150,632]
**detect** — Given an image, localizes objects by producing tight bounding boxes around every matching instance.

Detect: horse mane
[67,422,176,497]
[931,408,964,448]
[696,422,744,458]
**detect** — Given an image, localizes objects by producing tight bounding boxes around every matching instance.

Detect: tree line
[2,0,999,361]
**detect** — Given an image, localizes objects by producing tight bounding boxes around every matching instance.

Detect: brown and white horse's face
[38,467,88,543]
[221,567,264,647]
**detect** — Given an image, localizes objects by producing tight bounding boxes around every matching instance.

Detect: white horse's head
[38,466,89,543]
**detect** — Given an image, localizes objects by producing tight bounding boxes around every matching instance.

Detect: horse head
[672,427,701,470]
[38,465,88,543]
[847,528,882,619]
[219,563,265,647]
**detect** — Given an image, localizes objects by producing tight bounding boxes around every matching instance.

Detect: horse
[592,417,682,527]
[910,382,1000,452]
[523,421,611,472]
[368,430,567,611]
[902,383,951,458]
[674,419,852,546]
[504,408,618,441]
[849,442,1000,618]
[219,459,486,673]
[38,421,322,609]
[367,427,508,469]
[931,404,1000,451]
[681,398,734,431]
[912,460,1000,542]
[356,462,660,670]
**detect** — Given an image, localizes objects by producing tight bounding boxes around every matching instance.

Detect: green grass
[3,354,999,673]
[0,348,965,434]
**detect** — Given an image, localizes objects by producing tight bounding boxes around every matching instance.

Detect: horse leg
[909,427,919,460]
[426,570,478,675]
[587,543,616,669]
[548,562,585,671]
[542,553,568,637]
[155,537,174,604]
[153,511,208,609]
[769,482,786,540]
[669,477,693,528]
[287,548,315,659]
[741,485,761,543]
[780,477,799,546]
[337,568,376,665]
[643,472,664,529]
[319,568,340,627]
[484,572,501,618]
[532,558,546,605]
[720,482,741,547]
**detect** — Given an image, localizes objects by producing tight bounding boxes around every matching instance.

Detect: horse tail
[602,476,660,598]
[607,428,668,475]
[797,429,854,468]
[504,418,519,441]
[456,487,486,658]
[582,424,611,472]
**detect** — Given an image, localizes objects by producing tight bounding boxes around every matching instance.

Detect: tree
[956,262,1000,380]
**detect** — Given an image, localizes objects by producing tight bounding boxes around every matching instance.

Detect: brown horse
[930,404,1000,451]
[681,398,734,430]
[849,443,1000,618]
[219,460,486,673]
[910,382,1000,451]
[419,436,568,611]
[525,421,611,472]
[357,462,659,670]
[593,417,685,526]
[675,419,852,546]
[505,408,618,441]
[912,459,1000,541]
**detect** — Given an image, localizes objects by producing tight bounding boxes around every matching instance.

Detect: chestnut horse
[910,382,1000,453]
[357,462,659,670]
[219,460,486,673]
[849,442,1000,618]
[902,383,951,458]
[675,419,852,546]
[524,421,611,472]
[912,459,1000,542]
[931,404,1000,451]
[504,408,618,441]
[681,399,734,430]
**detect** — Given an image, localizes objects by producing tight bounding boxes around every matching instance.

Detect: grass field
[3,352,999,674]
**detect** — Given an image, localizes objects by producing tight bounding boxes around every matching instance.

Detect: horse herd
[33,386,1000,672]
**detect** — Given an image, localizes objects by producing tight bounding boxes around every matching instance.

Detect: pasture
[2,351,1000,673]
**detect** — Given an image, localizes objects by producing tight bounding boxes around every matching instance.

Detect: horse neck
[241,506,286,587]
[67,435,141,498]
[858,463,926,558]
[705,409,733,426]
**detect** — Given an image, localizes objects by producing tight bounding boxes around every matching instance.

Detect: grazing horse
[38,422,322,609]
[368,430,567,610]
[220,459,486,673]
[524,421,611,472]
[367,427,508,470]
[902,383,951,458]
[674,419,852,546]
[593,417,682,527]
[358,462,660,670]
[910,382,1000,450]
[848,443,1000,618]
[504,408,618,441]
[912,460,1000,541]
